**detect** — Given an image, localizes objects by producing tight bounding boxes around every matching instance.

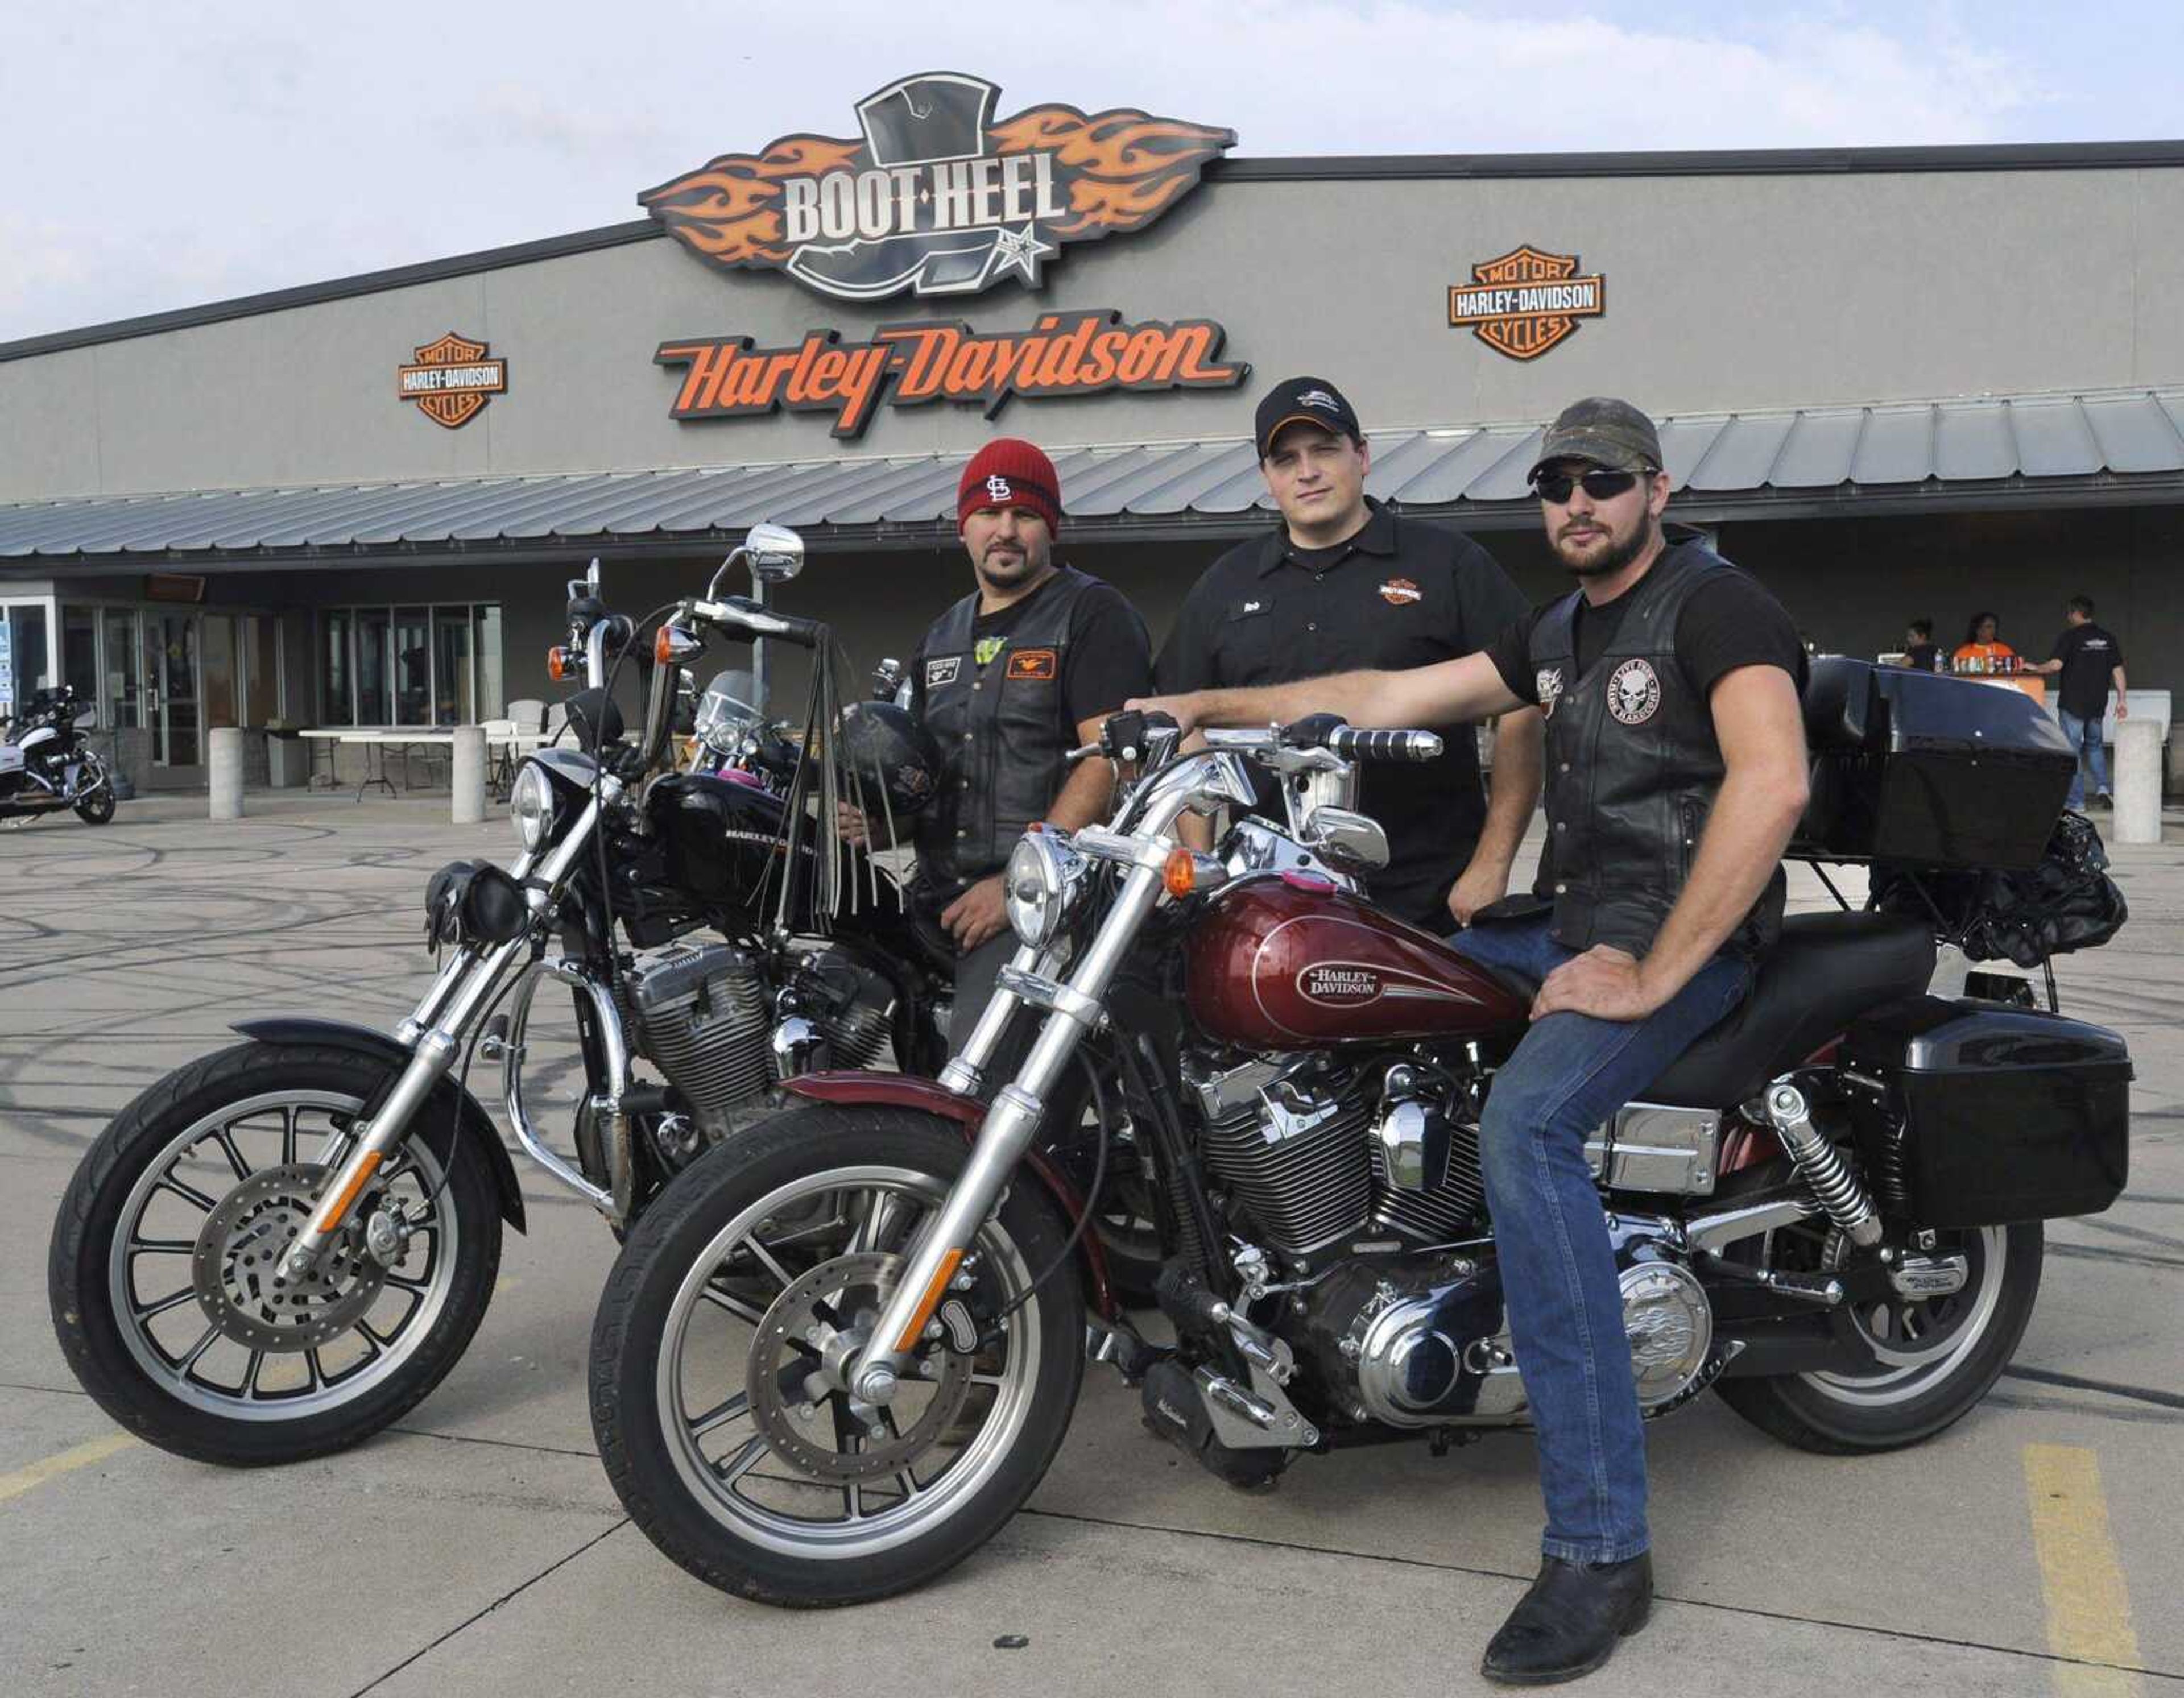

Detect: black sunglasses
[1531,467,1646,504]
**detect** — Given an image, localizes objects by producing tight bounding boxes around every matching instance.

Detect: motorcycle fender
[781,1071,1116,1318]
[233,1017,527,1233]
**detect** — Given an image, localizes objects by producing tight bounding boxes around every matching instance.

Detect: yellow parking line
[2023,1443,2142,1697]
[0,1432,138,1505]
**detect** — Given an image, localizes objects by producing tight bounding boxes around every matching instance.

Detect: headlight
[1005,830,1086,950]
[511,763,558,852]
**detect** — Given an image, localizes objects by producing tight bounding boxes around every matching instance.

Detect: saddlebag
[1796,658,2076,871]
[1843,997,2131,1227]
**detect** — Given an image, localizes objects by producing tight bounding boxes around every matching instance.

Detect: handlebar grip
[1327,727,1444,762]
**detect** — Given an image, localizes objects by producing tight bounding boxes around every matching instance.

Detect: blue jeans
[2058,709,2109,809]
[1450,916,1752,1564]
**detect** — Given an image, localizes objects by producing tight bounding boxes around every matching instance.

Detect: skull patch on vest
[1607,657,1662,725]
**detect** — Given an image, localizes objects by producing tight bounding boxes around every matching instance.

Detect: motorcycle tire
[590,1105,1085,1608]
[49,1041,502,1466]
[73,759,116,825]
[1716,1221,2041,1454]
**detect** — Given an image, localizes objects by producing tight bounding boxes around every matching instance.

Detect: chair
[541,702,571,751]
[505,698,546,734]
[479,718,520,800]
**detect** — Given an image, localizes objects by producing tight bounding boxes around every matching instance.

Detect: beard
[975,540,1048,593]
[1554,514,1654,579]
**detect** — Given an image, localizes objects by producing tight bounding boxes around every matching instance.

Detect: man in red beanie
[848,437,1152,1059]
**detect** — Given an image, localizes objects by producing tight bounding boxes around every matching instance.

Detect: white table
[300,728,457,800]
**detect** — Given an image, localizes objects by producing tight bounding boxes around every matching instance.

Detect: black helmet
[833,700,940,821]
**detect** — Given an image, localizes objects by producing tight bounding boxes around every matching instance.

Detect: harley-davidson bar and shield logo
[396,333,508,429]
[1448,246,1606,362]
[640,72,1234,303]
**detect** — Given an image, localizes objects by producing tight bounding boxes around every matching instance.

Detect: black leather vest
[915,566,1098,887]
[1528,543,1786,959]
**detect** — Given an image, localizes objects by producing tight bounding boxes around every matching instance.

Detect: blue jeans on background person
[2057,709,2110,809]
[1449,915,1752,1565]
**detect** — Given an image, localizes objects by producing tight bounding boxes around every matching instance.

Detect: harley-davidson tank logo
[397,332,508,430]
[1298,964,1384,1005]
[640,72,1234,304]
[1608,657,1662,725]
[1448,246,1606,362]
[1379,577,1422,606]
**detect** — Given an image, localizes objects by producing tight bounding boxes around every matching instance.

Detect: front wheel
[590,1106,1085,1607]
[72,756,116,825]
[49,1042,502,1465]
[1716,1221,2041,1453]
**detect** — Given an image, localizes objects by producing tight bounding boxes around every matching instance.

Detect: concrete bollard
[452,726,487,825]
[2112,719,2162,845]
[209,727,246,819]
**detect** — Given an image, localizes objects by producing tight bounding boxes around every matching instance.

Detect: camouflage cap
[1527,397,1663,481]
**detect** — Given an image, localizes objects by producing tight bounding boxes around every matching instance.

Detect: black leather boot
[1480,1552,1653,1686]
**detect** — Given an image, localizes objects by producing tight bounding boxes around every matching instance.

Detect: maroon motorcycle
[587,663,2130,1606]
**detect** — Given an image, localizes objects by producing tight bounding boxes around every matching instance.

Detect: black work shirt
[2046,622,2124,720]
[1157,499,1531,925]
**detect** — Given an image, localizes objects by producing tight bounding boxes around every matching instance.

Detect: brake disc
[746,1250,971,1484]
[191,1163,388,1351]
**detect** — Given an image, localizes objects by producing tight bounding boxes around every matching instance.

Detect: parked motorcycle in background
[586,665,2132,1609]
[2,684,117,827]
[49,527,953,1467]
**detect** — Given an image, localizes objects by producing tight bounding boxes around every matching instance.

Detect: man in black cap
[1136,397,1810,1685]
[1156,376,1541,927]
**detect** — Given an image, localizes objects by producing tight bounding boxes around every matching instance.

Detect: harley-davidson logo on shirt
[1006,648,1057,680]
[1379,577,1422,606]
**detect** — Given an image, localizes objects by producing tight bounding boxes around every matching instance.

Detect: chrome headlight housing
[510,763,559,852]
[1004,830,1087,950]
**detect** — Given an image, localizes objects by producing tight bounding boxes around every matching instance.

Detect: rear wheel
[1716,1221,2041,1453]
[590,1105,1085,1606]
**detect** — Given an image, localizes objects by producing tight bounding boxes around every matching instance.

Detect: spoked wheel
[590,1105,1085,1607]
[72,757,116,825]
[1716,1219,2041,1453]
[50,1043,501,1464]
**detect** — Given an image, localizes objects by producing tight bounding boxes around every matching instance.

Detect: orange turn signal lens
[547,647,570,682]
[654,625,676,665]
[1163,847,1198,899]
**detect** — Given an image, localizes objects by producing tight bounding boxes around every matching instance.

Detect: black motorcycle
[2,684,117,827]
[49,529,952,1466]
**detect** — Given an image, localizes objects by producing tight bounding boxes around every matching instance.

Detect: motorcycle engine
[622,942,899,1144]
[1184,1052,1486,1261]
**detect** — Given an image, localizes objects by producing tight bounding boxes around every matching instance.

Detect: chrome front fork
[850,858,1167,1405]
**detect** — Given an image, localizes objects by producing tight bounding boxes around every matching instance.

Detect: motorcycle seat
[1640,911,1935,1109]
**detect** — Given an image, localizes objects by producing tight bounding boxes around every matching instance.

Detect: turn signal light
[1163,847,1199,899]
[547,647,572,682]
[654,626,676,665]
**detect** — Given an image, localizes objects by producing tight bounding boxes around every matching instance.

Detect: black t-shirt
[910,569,1153,736]
[2047,623,2124,720]
[1157,499,1531,925]
[1904,643,1939,673]
[1487,553,1806,708]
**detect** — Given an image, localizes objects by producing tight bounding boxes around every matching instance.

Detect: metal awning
[6,386,2184,568]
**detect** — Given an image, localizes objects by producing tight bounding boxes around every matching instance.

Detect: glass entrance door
[147,614,202,773]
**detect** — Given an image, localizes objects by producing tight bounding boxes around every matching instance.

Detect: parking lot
[3,793,2181,1697]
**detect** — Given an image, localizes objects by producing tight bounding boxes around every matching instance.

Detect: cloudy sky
[3,0,2178,343]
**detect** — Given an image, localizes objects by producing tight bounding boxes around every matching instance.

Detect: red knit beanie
[957,438,1061,535]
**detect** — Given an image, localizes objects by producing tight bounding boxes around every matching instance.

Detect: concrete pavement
[3,792,2181,1697]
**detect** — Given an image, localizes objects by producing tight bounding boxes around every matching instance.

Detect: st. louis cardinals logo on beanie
[958,439,1062,533]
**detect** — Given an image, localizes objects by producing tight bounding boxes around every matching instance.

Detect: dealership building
[3,75,2181,792]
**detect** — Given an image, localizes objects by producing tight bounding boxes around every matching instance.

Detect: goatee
[1560,521,1652,579]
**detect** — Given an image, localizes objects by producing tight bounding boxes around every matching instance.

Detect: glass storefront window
[202,615,238,732]
[357,610,391,724]
[63,606,98,705]
[392,607,431,726]
[245,615,281,723]
[321,611,353,726]
[432,607,474,724]
[104,609,142,729]
[3,604,50,714]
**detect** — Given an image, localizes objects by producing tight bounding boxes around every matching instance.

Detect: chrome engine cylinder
[626,943,771,1128]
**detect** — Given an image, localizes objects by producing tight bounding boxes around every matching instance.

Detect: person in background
[2026,594,2129,809]
[1952,611,2016,672]
[1900,619,1939,673]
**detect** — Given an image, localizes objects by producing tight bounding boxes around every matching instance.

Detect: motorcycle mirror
[743,523,805,585]
[1302,805,1390,873]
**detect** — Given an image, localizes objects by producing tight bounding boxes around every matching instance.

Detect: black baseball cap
[1526,397,1663,482]
[1254,376,1363,459]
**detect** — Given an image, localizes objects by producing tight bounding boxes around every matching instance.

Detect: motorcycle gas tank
[18,726,56,754]
[1184,873,1530,1047]
[644,770,791,905]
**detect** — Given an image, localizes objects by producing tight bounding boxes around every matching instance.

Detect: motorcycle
[586,681,2132,1608]
[48,527,952,1466]
[2,684,117,827]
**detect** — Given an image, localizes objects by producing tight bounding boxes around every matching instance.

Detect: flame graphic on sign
[986,105,1234,237]
[640,135,864,265]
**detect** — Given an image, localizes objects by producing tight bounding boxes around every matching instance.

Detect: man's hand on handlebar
[1123,693,1204,737]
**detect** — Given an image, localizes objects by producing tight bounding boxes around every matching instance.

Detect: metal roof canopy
[6,387,2184,574]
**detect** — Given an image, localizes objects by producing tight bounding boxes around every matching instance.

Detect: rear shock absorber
[1763,1080,1883,1248]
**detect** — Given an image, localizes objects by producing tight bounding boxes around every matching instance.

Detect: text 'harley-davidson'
[48,528,952,1466]
[586,695,2132,1609]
